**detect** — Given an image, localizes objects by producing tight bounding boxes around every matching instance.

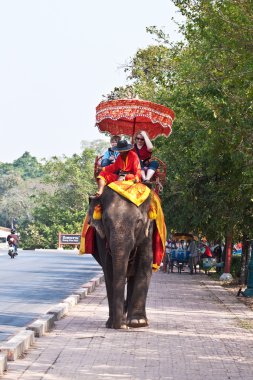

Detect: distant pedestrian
[213,244,223,272]
[202,243,212,258]
[165,240,172,273]
[188,239,198,274]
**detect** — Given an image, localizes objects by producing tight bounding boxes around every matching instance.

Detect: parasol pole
[131,117,136,144]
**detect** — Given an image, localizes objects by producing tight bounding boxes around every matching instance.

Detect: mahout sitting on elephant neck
[94,140,142,198]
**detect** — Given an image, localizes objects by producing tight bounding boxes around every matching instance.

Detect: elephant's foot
[118,323,128,329]
[105,317,128,329]
[105,317,113,328]
[127,317,149,328]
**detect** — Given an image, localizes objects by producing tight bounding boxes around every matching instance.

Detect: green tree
[0,151,45,179]
[12,151,45,178]
[0,175,52,228]
[20,149,96,248]
[106,0,253,252]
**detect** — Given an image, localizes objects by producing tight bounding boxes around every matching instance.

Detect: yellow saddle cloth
[108,181,167,269]
[108,180,151,206]
[80,181,167,272]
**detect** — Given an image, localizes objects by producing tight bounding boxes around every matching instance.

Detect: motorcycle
[8,243,17,259]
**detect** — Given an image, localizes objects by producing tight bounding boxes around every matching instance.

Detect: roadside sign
[58,233,81,249]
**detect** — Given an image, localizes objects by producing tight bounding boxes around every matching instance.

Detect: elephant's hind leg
[105,316,113,328]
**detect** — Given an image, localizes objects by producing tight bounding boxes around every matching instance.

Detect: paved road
[0,249,101,342]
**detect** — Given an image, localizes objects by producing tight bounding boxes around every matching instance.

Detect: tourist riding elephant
[89,185,154,329]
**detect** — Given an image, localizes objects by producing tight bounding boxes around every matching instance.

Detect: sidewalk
[4,270,253,380]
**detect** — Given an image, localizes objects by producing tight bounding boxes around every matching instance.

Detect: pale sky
[0,0,183,163]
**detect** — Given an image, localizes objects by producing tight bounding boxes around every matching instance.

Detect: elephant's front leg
[127,243,153,328]
[95,235,115,329]
[112,253,129,329]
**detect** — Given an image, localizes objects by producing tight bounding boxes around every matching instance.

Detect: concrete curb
[0,330,35,361]
[0,354,7,375]
[73,287,89,299]
[0,272,104,375]
[26,314,56,337]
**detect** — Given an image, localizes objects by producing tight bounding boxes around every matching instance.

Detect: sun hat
[111,139,133,152]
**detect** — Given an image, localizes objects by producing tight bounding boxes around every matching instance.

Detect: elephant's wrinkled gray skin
[89,186,154,329]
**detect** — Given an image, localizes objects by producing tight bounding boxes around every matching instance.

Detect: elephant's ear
[89,198,105,239]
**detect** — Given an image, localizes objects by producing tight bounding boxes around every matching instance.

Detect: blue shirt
[101,149,119,166]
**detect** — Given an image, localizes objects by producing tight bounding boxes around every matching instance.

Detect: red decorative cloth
[79,214,96,254]
[80,218,165,272]
[79,189,166,272]
[152,224,165,271]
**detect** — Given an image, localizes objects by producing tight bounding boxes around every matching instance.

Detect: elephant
[88,185,154,329]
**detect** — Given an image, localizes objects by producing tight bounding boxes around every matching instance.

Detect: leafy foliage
[0,152,45,179]
[107,0,253,246]
[0,148,97,248]
[19,149,96,248]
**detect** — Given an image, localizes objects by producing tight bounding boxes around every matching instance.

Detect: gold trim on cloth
[79,214,89,254]
[108,180,151,206]
[150,191,167,252]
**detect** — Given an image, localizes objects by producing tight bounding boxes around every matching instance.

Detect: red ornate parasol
[95,98,175,140]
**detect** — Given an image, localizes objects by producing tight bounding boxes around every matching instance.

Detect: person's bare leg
[145,169,155,181]
[141,169,146,181]
[96,178,106,196]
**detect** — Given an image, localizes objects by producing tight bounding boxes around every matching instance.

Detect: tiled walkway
[5,271,253,380]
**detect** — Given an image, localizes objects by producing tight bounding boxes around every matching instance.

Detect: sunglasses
[136,137,144,141]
